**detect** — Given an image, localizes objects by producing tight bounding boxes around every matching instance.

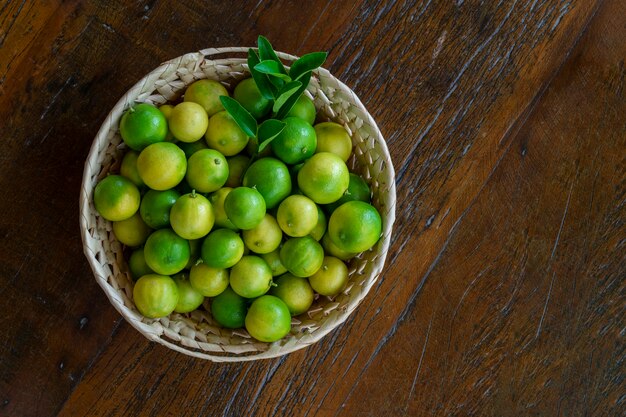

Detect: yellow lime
[260,248,288,276]
[205,110,250,156]
[189,263,229,297]
[93,175,140,221]
[321,232,356,261]
[309,205,327,241]
[242,214,282,254]
[112,212,152,247]
[285,94,316,125]
[328,201,382,253]
[314,122,352,162]
[279,236,324,277]
[133,274,179,318]
[225,155,250,188]
[185,149,229,193]
[170,192,214,240]
[120,150,144,188]
[245,295,291,342]
[270,273,314,316]
[184,79,228,116]
[137,142,187,190]
[277,195,318,237]
[169,101,209,143]
[208,187,238,230]
[297,152,349,204]
[230,256,273,298]
[308,256,349,296]
[172,272,205,313]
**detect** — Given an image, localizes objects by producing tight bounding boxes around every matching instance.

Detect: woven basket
[79,47,396,362]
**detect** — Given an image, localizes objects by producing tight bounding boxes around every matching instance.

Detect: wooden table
[1,1,624,416]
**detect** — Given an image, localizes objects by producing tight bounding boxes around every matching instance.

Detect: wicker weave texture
[79,48,396,362]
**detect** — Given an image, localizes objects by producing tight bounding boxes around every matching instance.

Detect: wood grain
[0,0,623,416]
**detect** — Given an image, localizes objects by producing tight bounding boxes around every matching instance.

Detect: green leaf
[272,81,302,114]
[289,52,327,81]
[257,35,287,73]
[248,48,276,100]
[257,119,286,152]
[275,72,311,119]
[254,60,291,81]
[219,96,257,138]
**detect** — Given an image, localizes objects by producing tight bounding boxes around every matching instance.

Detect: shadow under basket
[79,47,396,362]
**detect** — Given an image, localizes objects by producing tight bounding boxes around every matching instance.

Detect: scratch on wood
[404,315,434,413]
[536,176,575,337]
[432,30,447,62]
[40,76,74,120]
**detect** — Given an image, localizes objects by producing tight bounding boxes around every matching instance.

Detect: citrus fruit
[170,192,214,240]
[328,201,382,253]
[112,212,152,247]
[200,228,244,269]
[119,103,168,151]
[185,149,229,193]
[177,139,208,158]
[242,214,282,254]
[137,142,187,190]
[245,136,273,158]
[308,256,349,296]
[314,122,352,162]
[309,205,327,241]
[260,248,288,276]
[270,273,314,316]
[205,110,250,156]
[139,189,180,229]
[143,229,190,275]
[285,94,316,125]
[211,287,247,329]
[297,152,349,204]
[172,272,205,313]
[185,238,201,269]
[225,155,250,188]
[120,150,144,188]
[245,295,291,342]
[184,79,228,116]
[133,274,179,318]
[234,77,271,119]
[189,263,229,297]
[169,102,209,143]
[128,248,154,280]
[280,236,324,277]
[230,255,272,298]
[277,195,318,237]
[224,187,266,230]
[242,157,292,209]
[324,173,371,213]
[321,232,356,261]
[208,187,238,230]
[271,116,317,164]
[158,104,176,142]
[94,175,140,221]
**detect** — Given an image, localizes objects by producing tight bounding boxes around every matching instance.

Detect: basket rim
[79,47,396,362]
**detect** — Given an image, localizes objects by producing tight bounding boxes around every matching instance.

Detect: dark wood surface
[1,1,624,416]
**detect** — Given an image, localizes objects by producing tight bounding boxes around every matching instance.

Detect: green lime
[133,274,179,318]
[113,212,152,247]
[139,189,180,229]
[128,248,155,281]
[119,103,168,151]
[208,187,238,230]
[184,79,228,117]
[177,139,208,158]
[245,295,291,342]
[137,142,187,191]
[309,205,327,241]
[328,201,382,253]
[324,173,371,214]
[242,157,292,209]
[205,110,249,156]
[185,149,229,193]
[200,228,244,269]
[308,256,349,296]
[260,248,288,276]
[321,232,356,261]
[224,187,266,230]
[285,94,316,125]
[277,195,318,237]
[120,150,144,188]
[271,117,317,164]
[172,272,204,313]
[230,255,272,298]
[280,236,324,277]
[169,101,209,143]
[314,122,352,162]
[297,152,349,204]
[211,287,247,329]
[234,77,271,119]
[170,192,214,240]
[94,175,140,221]
[189,263,229,297]
[225,155,250,188]
[270,273,314,316]
[143,229,190,275]
[242,214,282,254]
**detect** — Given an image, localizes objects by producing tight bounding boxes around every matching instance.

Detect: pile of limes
[94,42,382,343]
